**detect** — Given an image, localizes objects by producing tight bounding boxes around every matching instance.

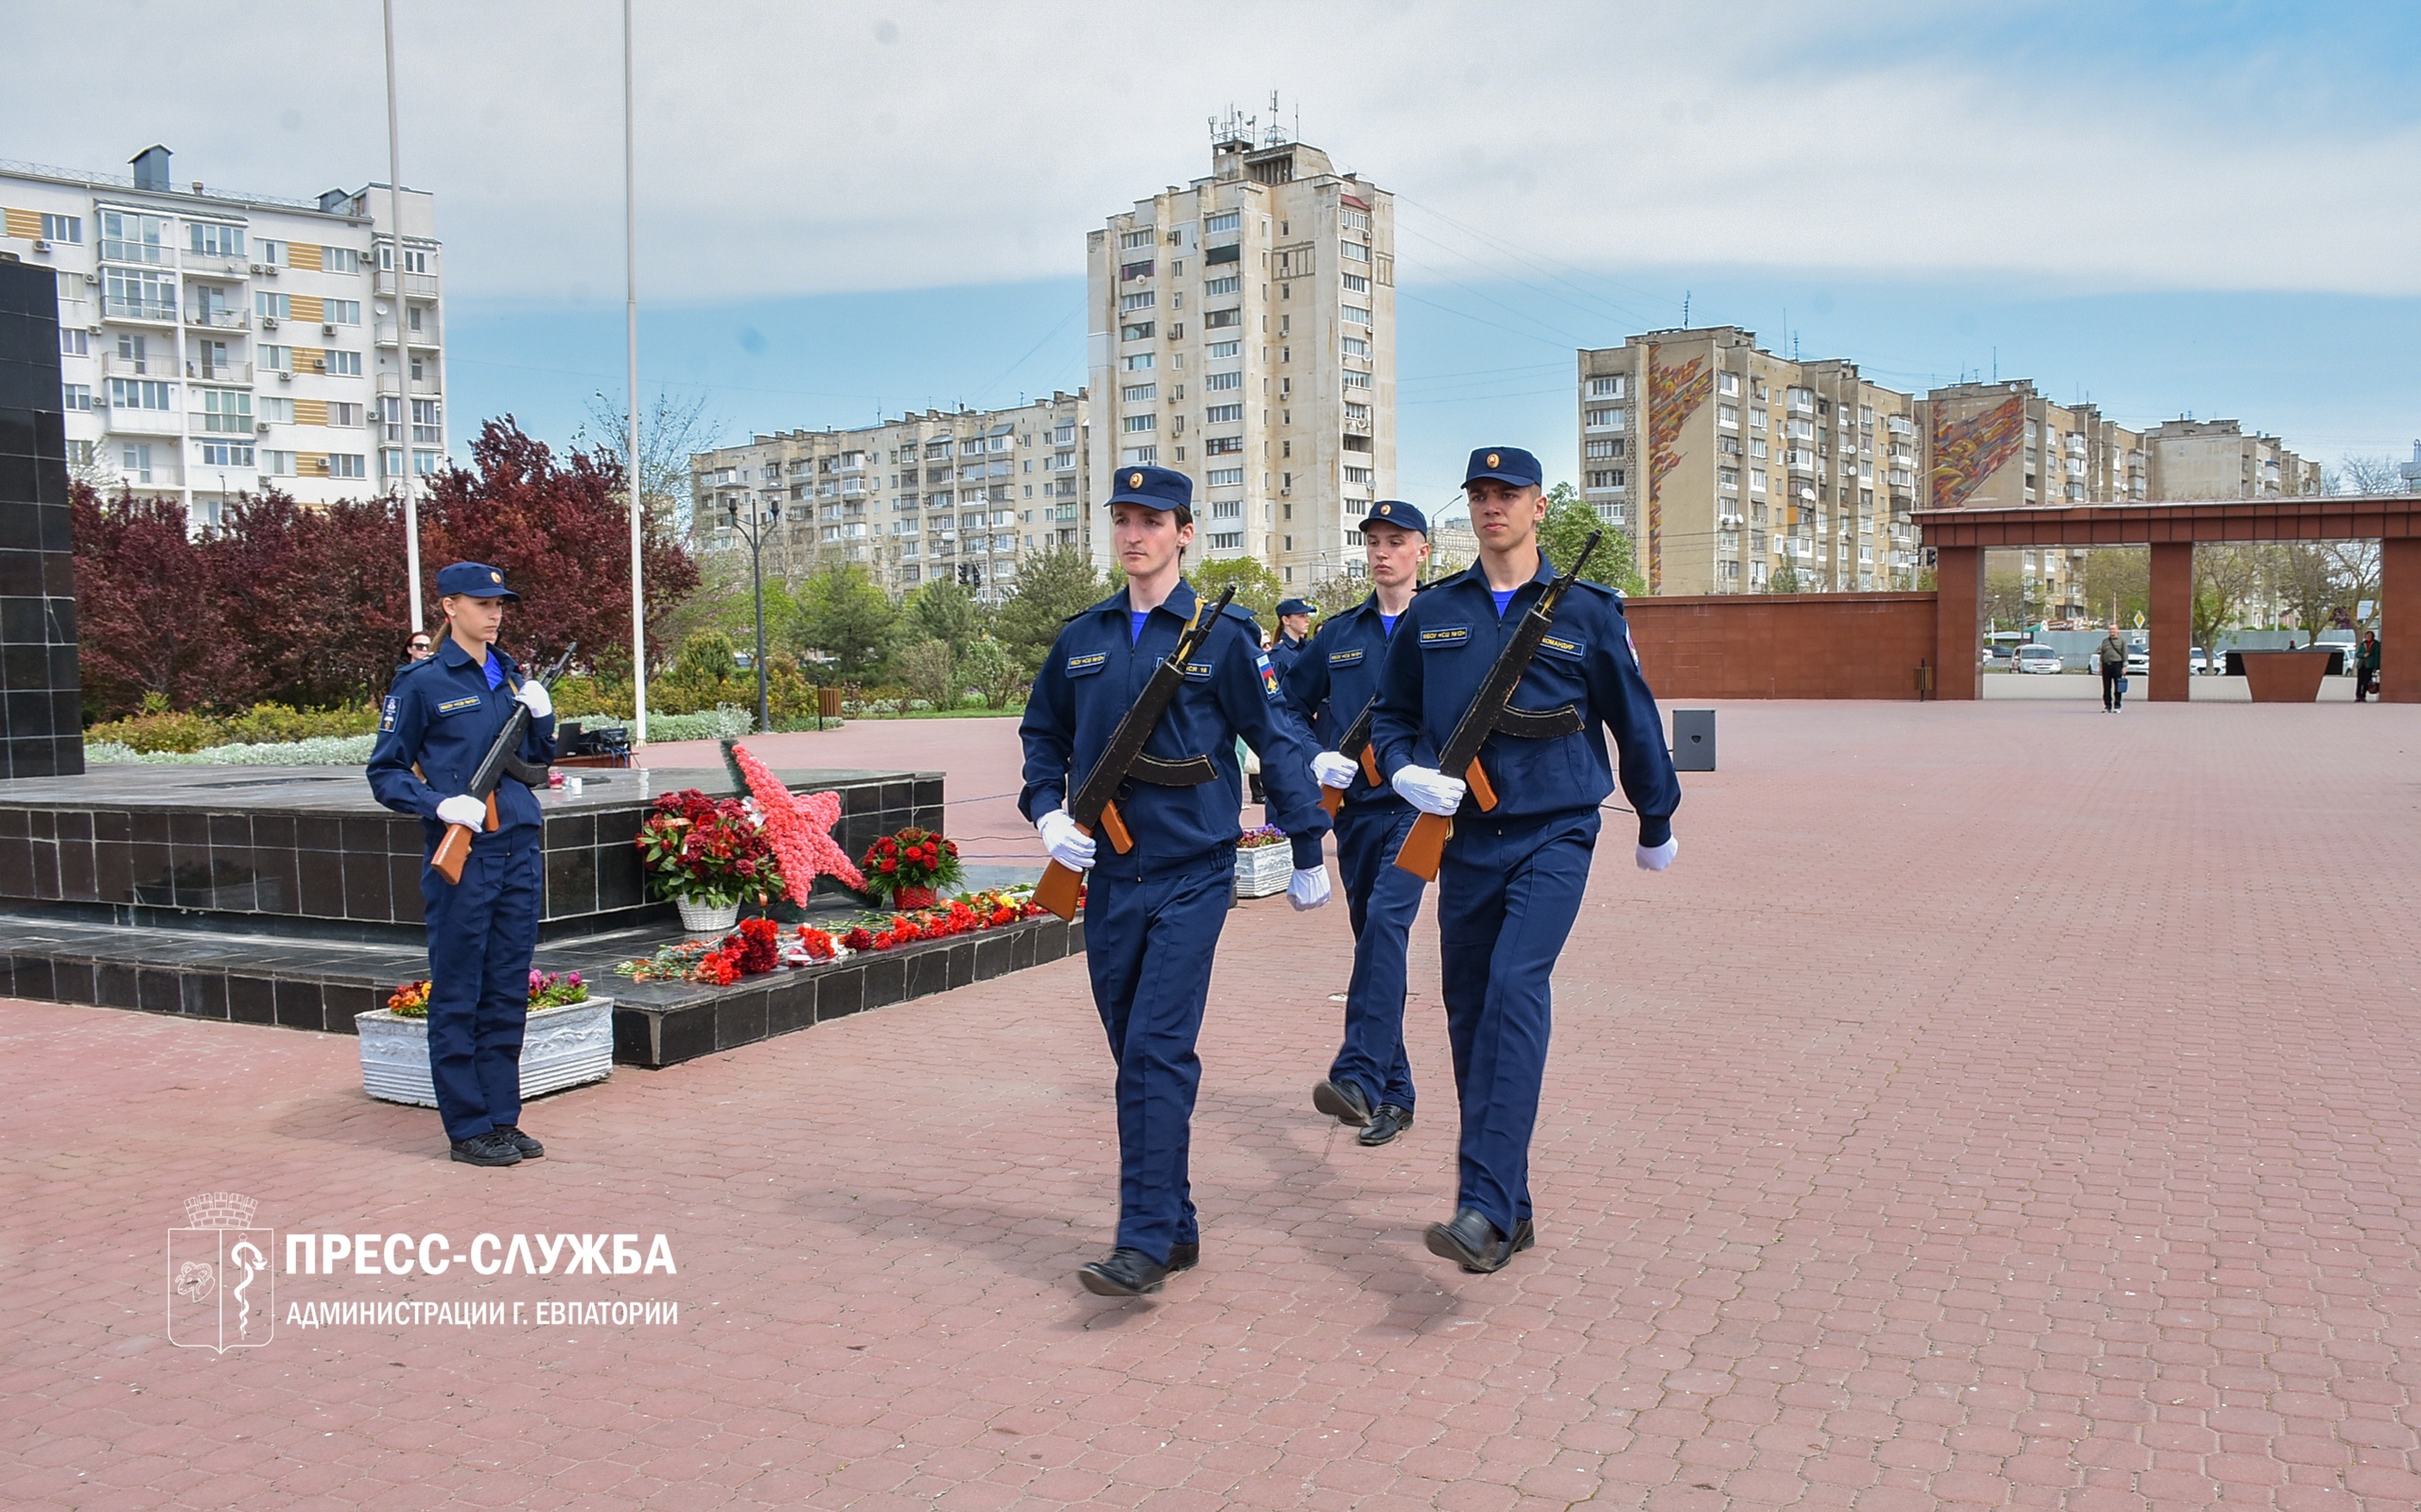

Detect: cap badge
[1378,503,1391,514]
[488,569,502,583]
[1487,452,1501,467]
[1129,471,1142,487]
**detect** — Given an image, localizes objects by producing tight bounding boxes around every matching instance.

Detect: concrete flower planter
[356,997,616,1108]
[2238,650,2333,703]
[1235,843,1292,899]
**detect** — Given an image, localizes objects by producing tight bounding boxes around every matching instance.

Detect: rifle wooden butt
[483,792,499,831]
[1034,860,1084,921]
[1464,758,1498,812]
[1319,786,1344,818]
[1096,801,1132,854]
[429,824,473,886]
[1393,812,1449,880]
[1357,747,1382,786]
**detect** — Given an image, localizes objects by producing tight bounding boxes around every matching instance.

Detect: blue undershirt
[1379,613,1398,637]
[481,653,503,689]
[1129,609,1149,644]
[1489,588,1516,618]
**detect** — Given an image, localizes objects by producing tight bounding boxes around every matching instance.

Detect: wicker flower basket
[357,997,616,1108]
[1234,843,1292,899]
[676,896,741,933]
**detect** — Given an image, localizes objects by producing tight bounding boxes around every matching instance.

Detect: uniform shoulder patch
[379,695,400,733]
[1255,651,1282,700]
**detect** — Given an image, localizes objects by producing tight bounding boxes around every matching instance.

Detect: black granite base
[0,907,1082,1069]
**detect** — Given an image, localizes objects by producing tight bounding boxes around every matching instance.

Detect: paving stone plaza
[9,700,2418,1510]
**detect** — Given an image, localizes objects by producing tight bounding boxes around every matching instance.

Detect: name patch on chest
[1420,625,1471,648]
[1065,651,1108,677]
[1537,634,1585,660]
[434,695,482,716]
[1327,647,1365,666]
[1182,661,1215,680]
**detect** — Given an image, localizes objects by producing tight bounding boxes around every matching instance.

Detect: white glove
[515,678,553,720]
[1390,764,1467,817]
[436,794,486,829]
[1635,837,1679,872]
[1288,866,1332,911]
[1036,808,1095,872]
[1311,751,1358,790]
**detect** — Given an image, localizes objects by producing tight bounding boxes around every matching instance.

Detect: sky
[9,0,2420,503]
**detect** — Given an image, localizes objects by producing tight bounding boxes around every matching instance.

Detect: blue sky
[12,1,2421,496]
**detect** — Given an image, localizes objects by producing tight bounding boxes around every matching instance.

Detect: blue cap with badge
[1106,463,1193,522]
[1275,598,1315,617]
[1464,446,1543,489]
[435,561,520,600]
[1362,499,1430,534]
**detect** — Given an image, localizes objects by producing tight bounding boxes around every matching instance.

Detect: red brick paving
[8,700,2421,1509]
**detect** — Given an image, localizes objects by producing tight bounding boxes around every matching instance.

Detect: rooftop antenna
[1681,289,1691,326]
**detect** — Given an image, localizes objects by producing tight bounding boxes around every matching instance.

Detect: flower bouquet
[635,788,786,931]
[384,970,590,1018]
[859,826,963,910]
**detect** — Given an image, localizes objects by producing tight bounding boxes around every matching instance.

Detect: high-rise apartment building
[0,146,444,525]
[688,392,1089,600]
[2140,418,2320,500]
[1086,119,1395,590]
[1920,380,2145,620]
[1574,326,1924,595]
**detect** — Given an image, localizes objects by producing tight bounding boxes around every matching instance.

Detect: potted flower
[859,826,962,911]
[1234,825,1292,899]
[357,971,614,1108]
[634,788,785,932]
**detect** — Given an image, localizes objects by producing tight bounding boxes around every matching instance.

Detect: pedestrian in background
[2098,626,2127,712]
[2358,632,2381,702]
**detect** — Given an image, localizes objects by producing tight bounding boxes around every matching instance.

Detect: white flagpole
[383,0,421,631]
[624,0,648,742]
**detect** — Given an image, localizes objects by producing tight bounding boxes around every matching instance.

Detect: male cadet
[1269,597,1317,683]
[1282,500,1433,1148]
[367,563,558,1167]
[1019,464,1335,1298]
[1371,448,1681,1273]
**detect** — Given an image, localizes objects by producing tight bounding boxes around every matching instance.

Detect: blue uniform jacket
[1281,593,1409,812]
[1019,579,1332,871]
[1369,553,1680,846]
[1269,634,1311,686]
[366,637,559,847]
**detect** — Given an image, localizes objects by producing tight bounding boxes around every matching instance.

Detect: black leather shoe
[1424,1208,1521,1273]
[1358,1104,1413,1146]
[1166,1242,1200,1273]
[1313,1080,1372,1127]
[494,1126,544,1158]
[449,1131,523,1167]
[1077,1248,1168,1296]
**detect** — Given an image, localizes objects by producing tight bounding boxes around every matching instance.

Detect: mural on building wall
[1646,352,1713,594]
[1929,394,2027,511]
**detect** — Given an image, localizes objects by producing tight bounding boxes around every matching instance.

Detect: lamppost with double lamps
[723,495,781,733]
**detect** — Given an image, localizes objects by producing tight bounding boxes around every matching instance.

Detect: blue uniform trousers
[1330,802,1421,1112]
[1435,808,1600,1237]
[1082,847,1234,1264]
[420,836,544,1143]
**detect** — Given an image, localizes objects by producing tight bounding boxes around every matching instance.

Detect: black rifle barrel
[463,643,577,800]
[1062,587,1235,826]
[1432,533,1600,774]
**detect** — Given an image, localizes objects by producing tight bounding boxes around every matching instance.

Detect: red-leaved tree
[70,484,249,714]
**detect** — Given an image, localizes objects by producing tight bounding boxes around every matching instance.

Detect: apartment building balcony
[100,298,178,327]
[185,360,252,385]
[100,405,182,436]
[374,269,443,299]
[101,353,161,379]
[185,307,246,332]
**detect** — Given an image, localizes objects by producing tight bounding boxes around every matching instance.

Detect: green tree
[791,563,897,679]
[1189,555,1284,621]
[1308,573,1370,616]
[959,634,1022,708]
[905,577,982,654]
[677,630,739,680]
[1768,557,1803,594]
[1537,483,1646,596]
[2078,547,2149,628]
[894,639,959,711]
[996,545,1106,676]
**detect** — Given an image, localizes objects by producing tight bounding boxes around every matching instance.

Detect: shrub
[216,703,378,745]
[81,709,222,753]
[645,706,754,742]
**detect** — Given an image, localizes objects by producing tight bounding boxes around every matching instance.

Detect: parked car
[2314,631,2358,671]
[2190,649,2210,675]
[2125,649,2150,677]
[2012,644,2064,674]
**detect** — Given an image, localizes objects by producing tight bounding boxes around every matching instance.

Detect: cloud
[8,0,2417,304]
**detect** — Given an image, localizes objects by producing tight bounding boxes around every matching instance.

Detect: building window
[1340,272,1368,293]
[1120,227,1157,251]
[1120,291,1156,313]
[1121,445,1157,464]
[1344,401,1371,424]
[1343,465,1372,485]
[1341,370,1370,390]
[1204,370,1242,391]
[1719,468,1740,491]
[187,222,245,258]
[324,454,366,478]
[108,377,173,410]
[1717,372,1740,396]
[1120,259,1155,282]
[1123,414,1156,434]
[1207,467,1245,486]
[103,266,176,321]
[1122,322,1155,341]
[1207,339,1241,359]
[1203,211,1240,235]
[1340,206,1370,232]
[1204,274,1241,297]
[1204,436,1244,456]
[1122,353,1154,372]
[99,211,168,265]
[200,390,253,431]
[1341,305,1372,328]
[1203,308,1241,330]
[198,440,254,467]
[1584,407,1624,429]
[61,384,92,410]
[59,327,88,356]
[1122,382,1157,403]
[1339,240,1369,264]
[410,398,442,443]
[1587,376,1626,399]
[1205,404,1243,424]
[119,443,154,482]
[41,213,80,243]
[1717,404,1739,427]
[1584,439,1621,460]
[1210,531,1244,549]
[327,299,362,325]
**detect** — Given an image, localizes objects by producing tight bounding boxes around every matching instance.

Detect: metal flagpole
[624,0,648,743]
[383,0,422,631]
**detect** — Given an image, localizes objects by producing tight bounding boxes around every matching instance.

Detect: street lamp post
[724,497,780,733]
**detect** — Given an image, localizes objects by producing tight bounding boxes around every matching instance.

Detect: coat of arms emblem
[166,1192,274,1352]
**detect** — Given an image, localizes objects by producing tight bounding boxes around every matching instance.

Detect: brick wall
[1625,593,1940,700]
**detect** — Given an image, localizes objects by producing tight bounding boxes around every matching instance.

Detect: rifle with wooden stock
[427,643,577,886]
[1391,533,1600,881]
[1318,699,1385,818]
[1033,587,1236,921]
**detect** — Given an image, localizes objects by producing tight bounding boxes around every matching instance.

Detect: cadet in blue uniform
[1282,500,1433,1148]
[1019,465,1335,1297]
[1269,597,1316,684]
[1371,448,1681,1273]
[366,562,558,1167]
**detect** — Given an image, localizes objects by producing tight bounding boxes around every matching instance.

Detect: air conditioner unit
[249,263,266,273]
[322,322,335,336]
[32,239,49,252]
[82,272,98,285]
[255,421,270,433]
[275,372,291,384]
[261,316,278,328]
[311,359,325,373]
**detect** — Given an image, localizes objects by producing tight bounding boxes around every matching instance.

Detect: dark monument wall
[0,257,80,777]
